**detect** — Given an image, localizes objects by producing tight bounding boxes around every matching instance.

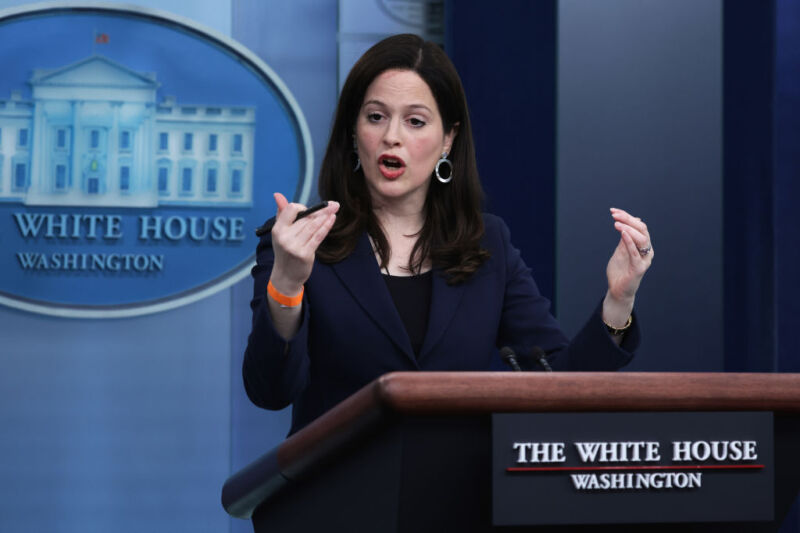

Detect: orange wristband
[267,280,304,307]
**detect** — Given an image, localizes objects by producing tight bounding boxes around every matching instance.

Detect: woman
[243,34,653,435]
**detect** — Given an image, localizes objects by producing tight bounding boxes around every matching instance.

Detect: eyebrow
[362,99,433,113]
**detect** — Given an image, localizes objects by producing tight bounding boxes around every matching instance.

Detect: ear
[443,122,460,155]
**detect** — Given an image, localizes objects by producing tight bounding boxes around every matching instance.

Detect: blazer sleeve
[490,214,638,371]
[241,232,311,410]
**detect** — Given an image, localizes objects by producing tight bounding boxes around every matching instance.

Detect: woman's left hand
[603,208,654,327]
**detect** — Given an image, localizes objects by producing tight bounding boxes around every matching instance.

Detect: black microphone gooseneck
[532,346,553,372]
[499,346,522,372]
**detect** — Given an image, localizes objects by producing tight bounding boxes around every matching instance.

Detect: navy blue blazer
[243,214,638,434]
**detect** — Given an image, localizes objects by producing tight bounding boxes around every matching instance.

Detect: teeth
[381,157,401,168]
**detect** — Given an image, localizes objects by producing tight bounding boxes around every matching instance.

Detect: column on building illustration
[25,55,160,207]
[0,91,33,200]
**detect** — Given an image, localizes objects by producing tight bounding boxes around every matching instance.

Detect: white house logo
[0,4,312,317]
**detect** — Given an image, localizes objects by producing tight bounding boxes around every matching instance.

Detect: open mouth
[379,155,406,169]
[378,155,406,179]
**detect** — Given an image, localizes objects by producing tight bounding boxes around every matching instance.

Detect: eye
[367,112,383,123]
[408,117,426,128]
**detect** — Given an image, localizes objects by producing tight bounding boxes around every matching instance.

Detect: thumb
[273,192,289,214]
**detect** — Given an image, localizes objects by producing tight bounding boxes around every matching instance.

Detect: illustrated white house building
[0,55,254,207]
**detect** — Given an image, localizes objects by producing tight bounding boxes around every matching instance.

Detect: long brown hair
[317,34,488,284]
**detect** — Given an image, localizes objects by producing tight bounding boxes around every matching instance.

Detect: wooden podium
[222,372,800,532]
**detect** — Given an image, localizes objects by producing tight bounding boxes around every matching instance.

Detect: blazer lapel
[417,270,465,362]
[330,233,417,365]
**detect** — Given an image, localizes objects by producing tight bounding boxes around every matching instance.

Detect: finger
[292,214,336,259]
[287,201,339,237]
[614,221,648,248]
[300,200,341,222]
[621,230,643,264]
[622,229,654,267]
[295,209,338,247]
[274,192,289,213]
[273,198,306,228]
[613,214,650,246]
[301,213,337,254]
[610,208,645,231]
[610,208,650,240]
[273,192,301,226]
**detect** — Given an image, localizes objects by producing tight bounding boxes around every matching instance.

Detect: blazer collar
[329,232,465,365]
[330,233,416,364]
[418,270,465,362]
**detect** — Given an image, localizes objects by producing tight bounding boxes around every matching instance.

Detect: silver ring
[638,246,652,257]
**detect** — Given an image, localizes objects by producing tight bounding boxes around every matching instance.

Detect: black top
[382,271,433,357]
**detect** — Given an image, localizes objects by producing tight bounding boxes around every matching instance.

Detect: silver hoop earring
[435,152,453,183]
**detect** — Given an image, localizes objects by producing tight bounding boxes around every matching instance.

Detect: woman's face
[355,69,456,210]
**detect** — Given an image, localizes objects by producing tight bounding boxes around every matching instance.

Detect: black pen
[254,201,330,237]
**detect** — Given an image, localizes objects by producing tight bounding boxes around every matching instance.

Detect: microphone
[532,346,553,372]
[499,346,522,372]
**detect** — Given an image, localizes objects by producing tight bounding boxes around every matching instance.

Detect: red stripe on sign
[507,464,765,472]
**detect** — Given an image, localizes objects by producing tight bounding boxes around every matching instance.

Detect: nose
[382,117,402,147]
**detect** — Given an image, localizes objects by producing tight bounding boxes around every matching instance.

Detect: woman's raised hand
[269,192,339,296]
[603,208,654,327]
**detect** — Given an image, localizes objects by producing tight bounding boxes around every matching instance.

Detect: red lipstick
[378,154,406,179]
